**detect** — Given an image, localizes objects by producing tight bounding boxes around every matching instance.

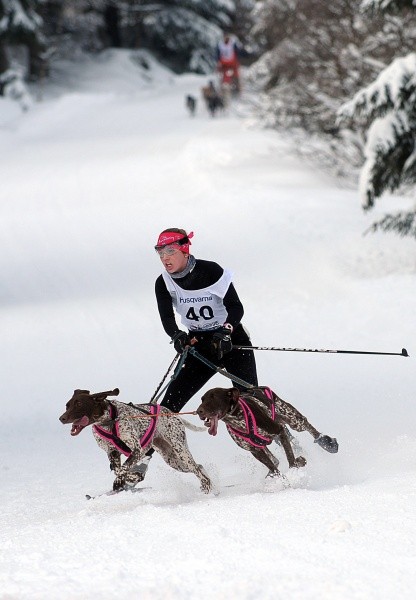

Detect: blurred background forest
[2,0,416,237]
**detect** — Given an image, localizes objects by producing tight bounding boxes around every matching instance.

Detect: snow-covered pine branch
[0,0,47,105]
[143,7,224,73]
[361,0,416,13]
[338,53,416,209]
[365,210,416,237]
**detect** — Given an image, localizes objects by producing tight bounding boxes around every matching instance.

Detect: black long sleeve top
[155,259,244,338]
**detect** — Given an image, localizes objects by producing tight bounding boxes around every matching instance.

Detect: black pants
[160,325,258,413]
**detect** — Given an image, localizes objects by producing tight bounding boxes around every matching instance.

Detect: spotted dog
[60,388,211,493]
[196,386,338,478]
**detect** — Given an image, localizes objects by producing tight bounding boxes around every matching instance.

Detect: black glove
[171,331,190,353]
[211,327,233,360]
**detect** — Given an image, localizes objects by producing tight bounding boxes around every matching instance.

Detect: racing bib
[218,41,236,62]
[162,269,233,331]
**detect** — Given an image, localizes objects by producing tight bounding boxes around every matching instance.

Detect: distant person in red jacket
[216,32,242,93]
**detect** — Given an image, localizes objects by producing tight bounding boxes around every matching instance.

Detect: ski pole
[149,352,180,404]
[149,349,189,405]
[188,347,255,388]
[232,345,409,357]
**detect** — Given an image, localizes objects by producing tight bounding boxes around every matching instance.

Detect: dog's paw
[113,468,128,491]
[314,434,339,453]
[113,476,126,491]
[200,481,212,494]
[198,465,212,494]
[293,456,307,468]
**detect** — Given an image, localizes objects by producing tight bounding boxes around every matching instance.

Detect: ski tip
[402,348,409,357]
[85,486,151,500]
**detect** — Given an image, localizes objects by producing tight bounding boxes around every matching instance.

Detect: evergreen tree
[0,0,47,109]
[233,0,256,45]
[247,0,416,194]
[361,0,415,11]
[39,0,109,54]
[248,0,416,135]
[139,1,237,73]
[0,0,46,78]
[38,1,244,73]
[337,1,416,238]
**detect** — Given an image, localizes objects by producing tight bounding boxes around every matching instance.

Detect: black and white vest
[162,269,233,332]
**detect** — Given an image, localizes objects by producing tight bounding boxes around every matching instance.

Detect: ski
[86,486,151,500]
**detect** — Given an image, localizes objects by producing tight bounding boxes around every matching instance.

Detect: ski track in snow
[0,49,415,599]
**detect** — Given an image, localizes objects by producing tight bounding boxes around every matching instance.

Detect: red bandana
[156,231,194,254]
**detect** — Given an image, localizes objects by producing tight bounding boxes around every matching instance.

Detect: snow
[1,49,415,599]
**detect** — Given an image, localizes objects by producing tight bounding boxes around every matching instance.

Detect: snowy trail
[0,50,415,599]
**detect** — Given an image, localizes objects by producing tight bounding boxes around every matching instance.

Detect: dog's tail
[179,417,206,432]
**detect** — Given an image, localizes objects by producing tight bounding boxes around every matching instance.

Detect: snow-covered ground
[1,50,415,599]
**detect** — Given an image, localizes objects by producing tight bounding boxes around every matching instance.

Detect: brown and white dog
[196,386,338,478]
[60,388,212,493]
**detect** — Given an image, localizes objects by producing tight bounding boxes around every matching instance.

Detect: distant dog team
[185,81,225,118]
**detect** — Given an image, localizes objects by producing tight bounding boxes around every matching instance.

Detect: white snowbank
[0,50,415,600]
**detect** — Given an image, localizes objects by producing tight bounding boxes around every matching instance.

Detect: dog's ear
[74,389,90,396]
[89,388,120,401]
[91,397,107,420]
[228,388,240,401]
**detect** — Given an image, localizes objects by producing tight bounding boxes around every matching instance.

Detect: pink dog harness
[226,387,276,448]
[93,402,160,457]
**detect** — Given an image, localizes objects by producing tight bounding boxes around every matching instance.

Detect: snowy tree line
[0,1,253,77]
[1,1,416,237]
[247,0,416,238]
[0,1,247,106]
